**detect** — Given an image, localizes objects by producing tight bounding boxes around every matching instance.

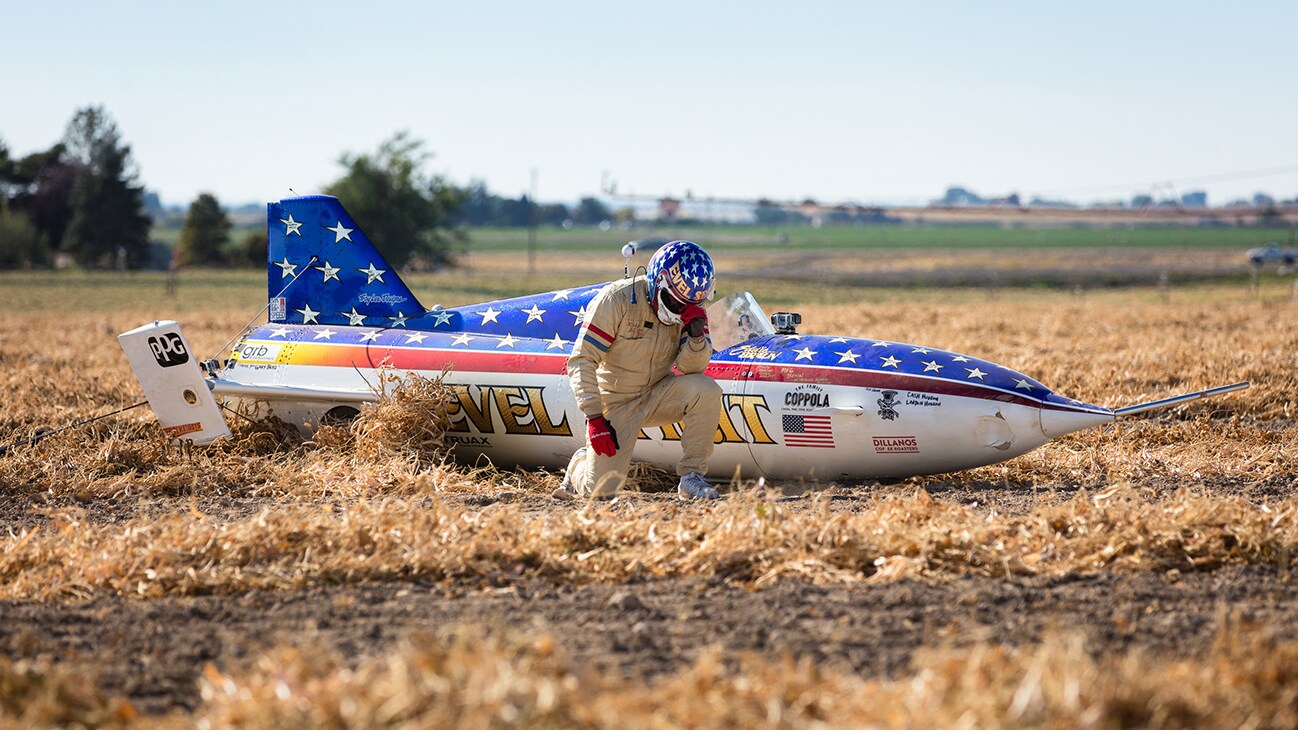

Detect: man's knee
[682,373,722,401]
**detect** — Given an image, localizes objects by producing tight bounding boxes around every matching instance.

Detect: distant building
[1180,191,1208,208]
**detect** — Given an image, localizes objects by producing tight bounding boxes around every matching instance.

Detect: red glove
[681,303,708,339]
[587,415,619,457]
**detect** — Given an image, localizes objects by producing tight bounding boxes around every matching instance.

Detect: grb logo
[148,333,190,368]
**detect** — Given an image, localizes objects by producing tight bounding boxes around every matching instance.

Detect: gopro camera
[770,311,802,335]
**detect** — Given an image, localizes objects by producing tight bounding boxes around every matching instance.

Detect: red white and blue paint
[123,195,1248,482]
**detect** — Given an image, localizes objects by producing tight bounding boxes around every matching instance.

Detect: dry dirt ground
[0,483,1295,716]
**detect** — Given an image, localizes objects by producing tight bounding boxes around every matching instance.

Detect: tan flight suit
[566,275,721,497]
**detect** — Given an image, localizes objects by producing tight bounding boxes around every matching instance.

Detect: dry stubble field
[1,263,1297,728]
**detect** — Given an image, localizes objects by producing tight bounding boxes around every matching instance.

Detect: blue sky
[3,1,1295,208]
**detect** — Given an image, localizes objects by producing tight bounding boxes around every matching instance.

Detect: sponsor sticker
[784,383,830,411]
[873,435,919,454]
[234,343,282,364]
[148,333,190,368]
[163,421,204,437]
[877,390,900,421]
[735,344,781,361]
[358,293,407,305]
[269,297,287,321]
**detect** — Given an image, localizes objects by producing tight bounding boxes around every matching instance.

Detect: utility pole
[528,167,538,276]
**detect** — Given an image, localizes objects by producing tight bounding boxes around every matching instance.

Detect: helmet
[646,240,715,305]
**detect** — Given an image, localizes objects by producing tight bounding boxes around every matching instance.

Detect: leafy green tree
[61,106,150,267]
[325,132,464,269]
[572,197,612,225]
[0,204,50,268]
[176,193,231,266]
[237,230,268,267]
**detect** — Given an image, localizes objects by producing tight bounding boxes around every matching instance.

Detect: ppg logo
[148,333,190,368]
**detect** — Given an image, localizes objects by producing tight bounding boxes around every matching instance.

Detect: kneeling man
[558,241,722,500]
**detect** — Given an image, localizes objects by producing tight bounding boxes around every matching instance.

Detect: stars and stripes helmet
[646,240,715,305]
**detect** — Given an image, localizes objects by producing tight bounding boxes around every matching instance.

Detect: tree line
[1,108,617,270]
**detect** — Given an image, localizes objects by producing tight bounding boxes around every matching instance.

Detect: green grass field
[462,223,1289,252]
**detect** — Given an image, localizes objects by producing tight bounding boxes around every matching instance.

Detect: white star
[315,261,342,283]
[835,350,860,364]
[1013,378,1035,391]
[478,307,501,325]
[404,332,428,344]
[569,306,588,325]
[522,304,546,323]
[359,330,381,343]
[357,262,386,284]
[952,355,971,363]
[326,221,354,243]
[965,367,988,380]
[389,311,409,328]
[342,308,366,326]
[911,347,930,354]
[880,355,902,369]
[793,346,817,361]
[313,328,336,340]
[922,360,944,373]
[268,327,291,338]
[430,311,454,328]
[274,257,297,279]
[871,341,889,348]
[279,214,302,237]
[296,304,319,324]
[551,289,573,301]
[496,333,518,348]
[545,334,567,350]
[451,333,474,347]
[828,337,849,344]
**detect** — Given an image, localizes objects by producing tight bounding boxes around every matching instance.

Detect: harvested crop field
[1,270,1297,727]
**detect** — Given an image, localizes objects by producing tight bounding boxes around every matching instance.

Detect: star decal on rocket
[296,303,319,324]
[357,262,386,284]
[911,347,930,354]
[964,367,988,380]
[551,289,573,301]
[545,334,568,350]
[359,330,381,343]
[275,257,297,279]
[478,307,501,325]
[871,341,889,348]
[315,261,342,283]
[451,333,474,347]
[880,355,902,369]
[342,308,366,326]
[326,221,354,243]
[828,337,849,344]
[389,311,409,328]
[268,327,291,338]
[313,328,336,340]
[522,304,546,323]
[404,332,428,344]
[496,333,518,348]
[279,214,303,237]
[793,346,817,362]
[1013,378,1035,390]
[835,350,860,364]
[569,306,588,325]
[922,359,944,373]
[951,355,971,363]
[429,311,454,328]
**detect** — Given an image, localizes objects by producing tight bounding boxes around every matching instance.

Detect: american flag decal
[782,414,834,448]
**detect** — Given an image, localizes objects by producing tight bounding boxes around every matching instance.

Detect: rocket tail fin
[267,196,423,327]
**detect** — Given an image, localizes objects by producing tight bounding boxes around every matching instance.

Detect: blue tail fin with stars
[267,195,423,327]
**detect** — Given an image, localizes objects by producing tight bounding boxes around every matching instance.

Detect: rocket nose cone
[1039,397,1115,438]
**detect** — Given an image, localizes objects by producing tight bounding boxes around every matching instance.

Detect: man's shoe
[678,472,721,500]
[552,447,586,500]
